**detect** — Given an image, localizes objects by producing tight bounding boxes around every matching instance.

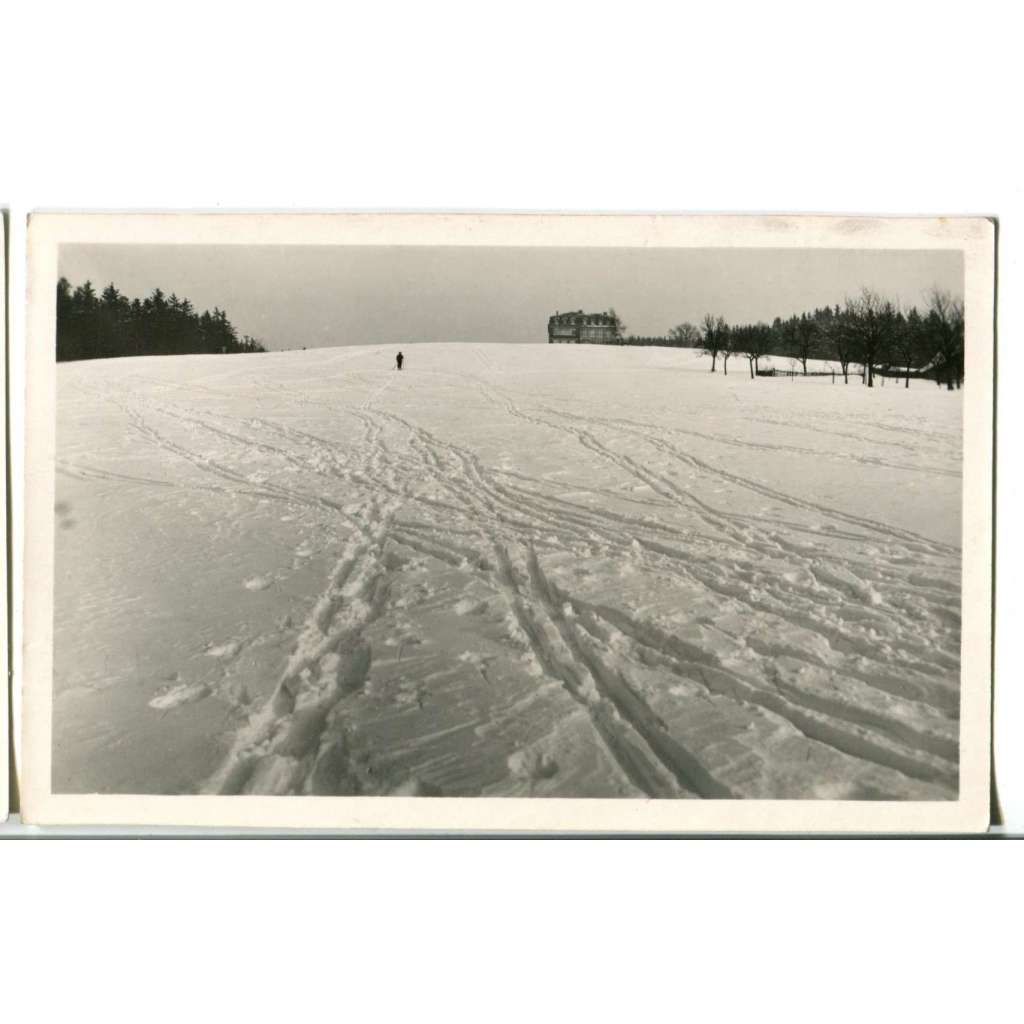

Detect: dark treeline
[617,335,672,347]
[56,278,266,362]
[603,286,965,389]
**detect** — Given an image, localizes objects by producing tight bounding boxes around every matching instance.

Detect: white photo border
[20,212,995,831]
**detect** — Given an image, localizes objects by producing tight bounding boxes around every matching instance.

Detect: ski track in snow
[55,345,964,799]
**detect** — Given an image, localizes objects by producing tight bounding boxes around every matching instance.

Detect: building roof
[549,310,616,324]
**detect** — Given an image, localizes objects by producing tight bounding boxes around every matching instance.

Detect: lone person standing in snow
[396,350,404,371]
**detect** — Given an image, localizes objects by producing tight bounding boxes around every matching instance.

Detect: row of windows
[549,326,618,340]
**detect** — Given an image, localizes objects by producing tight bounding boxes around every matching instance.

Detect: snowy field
[53,343,964,799]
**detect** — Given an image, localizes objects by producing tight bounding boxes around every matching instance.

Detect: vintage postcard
[20,213,994,831]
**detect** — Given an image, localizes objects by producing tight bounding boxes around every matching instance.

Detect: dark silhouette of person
[396,351,404,371]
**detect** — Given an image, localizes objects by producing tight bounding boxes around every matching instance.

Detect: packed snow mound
[53,342,963,799]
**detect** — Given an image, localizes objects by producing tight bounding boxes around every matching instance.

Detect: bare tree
[924,287,965,390]
[891,306,923,388]
[701,313,722,372]
[718,319,733,375]
[736,323,772,378]
[668,322,702,348]
[844,288,894,388]
[826,308,856,384]
[794,313,817,375]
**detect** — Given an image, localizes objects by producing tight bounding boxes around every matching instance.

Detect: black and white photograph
[5,10,1022,1024]
[21,214,994,830]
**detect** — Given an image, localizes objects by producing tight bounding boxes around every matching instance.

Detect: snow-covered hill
[54,342,964,799]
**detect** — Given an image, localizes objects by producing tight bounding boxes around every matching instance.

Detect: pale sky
[58,245,964,351]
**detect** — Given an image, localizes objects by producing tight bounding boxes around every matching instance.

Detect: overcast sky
[58,245,964,351]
